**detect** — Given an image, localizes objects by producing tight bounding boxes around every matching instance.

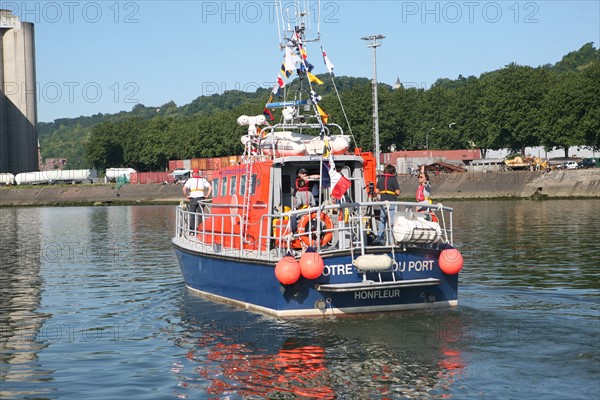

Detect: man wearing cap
[296,167,320,202]
[183,169,212,231]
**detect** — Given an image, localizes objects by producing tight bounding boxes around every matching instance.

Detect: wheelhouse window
[250,174,257,194]
[230,175,237,195]
[240,175,246,196]
[239,174,257,195]
[221,176,228,197]
[212,178,219,197]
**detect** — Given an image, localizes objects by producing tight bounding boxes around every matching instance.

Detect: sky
[3,0,599,122]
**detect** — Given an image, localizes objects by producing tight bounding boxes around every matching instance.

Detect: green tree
[479,64,551,155]
[84,122,125,169]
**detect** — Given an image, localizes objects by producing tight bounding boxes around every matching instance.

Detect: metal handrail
[175,200,454,261]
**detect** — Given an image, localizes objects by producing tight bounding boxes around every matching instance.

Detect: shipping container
[207,158,220,170]
[169,160,184,171]
[220,157,229,168]
[129,172,172,184]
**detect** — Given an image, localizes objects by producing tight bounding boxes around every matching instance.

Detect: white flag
[321,46,335,75]
[284,46,301,71]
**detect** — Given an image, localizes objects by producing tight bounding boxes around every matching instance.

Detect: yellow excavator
[505,156,548,170]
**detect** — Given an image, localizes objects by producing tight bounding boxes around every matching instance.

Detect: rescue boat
[171,5,462,317]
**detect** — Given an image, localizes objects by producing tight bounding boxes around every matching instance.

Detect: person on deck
[416,171,432,213]
[182,169,212,232]
[291,169,317,233]
[294,177,316,209]
[375,164,401,244]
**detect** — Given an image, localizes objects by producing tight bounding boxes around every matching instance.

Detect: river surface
[1,200,598,399]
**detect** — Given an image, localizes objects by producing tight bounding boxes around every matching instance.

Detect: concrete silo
[1,9,38,174]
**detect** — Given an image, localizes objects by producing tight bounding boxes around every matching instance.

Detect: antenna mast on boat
[361,34,385,173]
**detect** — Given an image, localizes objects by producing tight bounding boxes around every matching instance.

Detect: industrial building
[1,9,38,174]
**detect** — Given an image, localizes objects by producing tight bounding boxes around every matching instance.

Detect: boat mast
[361,34,385,172]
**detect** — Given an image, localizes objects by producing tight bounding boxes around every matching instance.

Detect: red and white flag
[327,155,351,200]
[321,46,335,75]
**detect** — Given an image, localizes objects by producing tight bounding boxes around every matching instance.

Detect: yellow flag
[317,105,329,123]
[307,72,323,85]
[323,139,331,158]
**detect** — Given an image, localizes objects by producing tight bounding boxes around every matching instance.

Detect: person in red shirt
[416,171,432,212]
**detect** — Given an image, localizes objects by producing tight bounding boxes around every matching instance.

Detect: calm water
[1,201,598,399]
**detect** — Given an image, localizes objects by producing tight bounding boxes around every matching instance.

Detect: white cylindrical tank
[15,169,96,185]
[105,168,136,181]
[0,173,15,185]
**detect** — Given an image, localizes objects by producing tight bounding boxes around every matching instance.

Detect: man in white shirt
[183,169,212,231]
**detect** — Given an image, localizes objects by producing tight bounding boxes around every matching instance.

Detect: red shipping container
[169,159,184,171]
[129,172,172,184]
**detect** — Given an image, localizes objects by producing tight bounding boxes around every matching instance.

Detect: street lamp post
[426,127,435,150]
[361,34,385,172]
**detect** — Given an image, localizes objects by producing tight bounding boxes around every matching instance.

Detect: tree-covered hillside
[39,43,599,170]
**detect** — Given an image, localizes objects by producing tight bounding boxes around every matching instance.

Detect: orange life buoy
[296,212,334,247]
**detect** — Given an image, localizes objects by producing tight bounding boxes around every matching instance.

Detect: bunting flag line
[310,90,322,104]
[263,107,274,121]
[284,46,300,72]
[321,46,335,75]
[322,138,331,159]
[279,64,293,79]
[292,31,308,60]
[317,105,329,124]
[307,72,323,85]
[271,83,282,99]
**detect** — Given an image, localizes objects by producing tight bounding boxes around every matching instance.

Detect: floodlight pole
[362,34,385,172]
[426,127,435,151]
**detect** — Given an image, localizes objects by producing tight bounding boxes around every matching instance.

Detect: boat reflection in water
[171,294,465,398]
[179,337,334,398]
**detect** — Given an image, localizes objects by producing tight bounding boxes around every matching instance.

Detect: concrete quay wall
[0,170,598,207]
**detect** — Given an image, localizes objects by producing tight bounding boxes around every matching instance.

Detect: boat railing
[261,201,453,256]
[175,201,453,262]
[175,203,246,255]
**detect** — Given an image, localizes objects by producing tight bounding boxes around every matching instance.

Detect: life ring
[296,212,333,247]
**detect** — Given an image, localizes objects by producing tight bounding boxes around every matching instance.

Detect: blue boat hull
[173,242,458,316]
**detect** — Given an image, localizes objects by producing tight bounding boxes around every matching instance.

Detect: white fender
[353,254,394,272]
